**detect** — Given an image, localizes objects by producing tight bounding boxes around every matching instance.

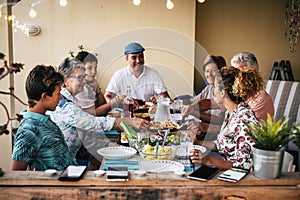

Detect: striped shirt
[12,111,73,171]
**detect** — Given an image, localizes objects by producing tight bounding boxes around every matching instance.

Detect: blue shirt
[12,111,73,171]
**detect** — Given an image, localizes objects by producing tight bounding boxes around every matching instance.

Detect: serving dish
[45,169,57,176]
[93,170,105,177]
[97,146,137,160]
[140,160,184,172]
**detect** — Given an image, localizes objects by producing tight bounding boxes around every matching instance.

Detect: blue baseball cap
[124,42,145,55]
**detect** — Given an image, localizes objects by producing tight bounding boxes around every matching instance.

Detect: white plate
[140,160,184,172]
[97,146,137,160]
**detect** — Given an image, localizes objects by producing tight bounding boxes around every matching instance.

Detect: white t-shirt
[106,65,167,101]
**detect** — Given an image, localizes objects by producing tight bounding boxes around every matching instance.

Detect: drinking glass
[121,111,132,118]
[136,131,149,153]
[176,130,195,166]
[173,99,183,114]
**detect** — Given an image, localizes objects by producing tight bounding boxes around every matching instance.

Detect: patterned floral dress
[216,102,260,170]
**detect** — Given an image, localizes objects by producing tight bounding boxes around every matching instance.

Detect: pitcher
[154,96,171,122]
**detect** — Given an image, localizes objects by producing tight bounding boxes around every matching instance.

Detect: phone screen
[187,165,219,181]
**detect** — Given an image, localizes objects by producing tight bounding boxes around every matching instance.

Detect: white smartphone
[106,166,129,182]
[218,168,249,182]
[58,165,86,181]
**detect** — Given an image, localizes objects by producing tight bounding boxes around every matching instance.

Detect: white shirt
[106,65,167,101]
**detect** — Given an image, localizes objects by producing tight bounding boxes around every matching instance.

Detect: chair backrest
[282,151,295,172]
[265,80,300,126]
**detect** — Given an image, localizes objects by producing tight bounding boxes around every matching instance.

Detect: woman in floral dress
[190,66,262,170]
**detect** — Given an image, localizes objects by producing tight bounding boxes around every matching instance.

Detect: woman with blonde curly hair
[190,66,261,170]
[231,52,274,121]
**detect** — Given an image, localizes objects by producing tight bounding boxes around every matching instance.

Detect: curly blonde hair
[232,67,265,100]
[217,66,265,104]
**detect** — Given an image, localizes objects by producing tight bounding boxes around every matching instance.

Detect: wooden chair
[265,80,300,126]
[265,80,300,154]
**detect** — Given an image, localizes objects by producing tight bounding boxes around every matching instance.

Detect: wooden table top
[1,170,299,187]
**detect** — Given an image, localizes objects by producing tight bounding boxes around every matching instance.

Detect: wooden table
[0,171,299,200]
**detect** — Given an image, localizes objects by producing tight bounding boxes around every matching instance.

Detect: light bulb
[29,7,37,18]
[59,0,68,7]
[133,0,141,6]
[7,15,13,21]
[166,0,174,10]
[198,0,206,3]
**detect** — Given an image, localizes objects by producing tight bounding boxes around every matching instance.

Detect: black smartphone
[187,165,219,181]
[106,166,129,182]
[58,165,86,181]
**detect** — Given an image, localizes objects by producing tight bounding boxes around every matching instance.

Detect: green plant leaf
[245,114,292,151]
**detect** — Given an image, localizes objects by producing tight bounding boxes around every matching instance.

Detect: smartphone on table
[58,165,87,181]
[187,165,219,181]
[218,167,249,182]
[106,166,129,182]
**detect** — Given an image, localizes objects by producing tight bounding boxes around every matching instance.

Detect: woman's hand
[181,103,199,118]
[125,118,150,130]
[189,149,209,165]
[187,119,200,132]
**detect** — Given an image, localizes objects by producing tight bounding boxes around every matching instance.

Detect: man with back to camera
[104,42,170,103]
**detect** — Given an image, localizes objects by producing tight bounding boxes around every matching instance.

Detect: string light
[59,0,68,7]
[133,0,141,6]
[198,0,206,3]
[166,0,174,10]
[29,7,37,18]
[0,5,3,19]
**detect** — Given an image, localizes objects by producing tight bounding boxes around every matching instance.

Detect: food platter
[97,146,137,160]
[139,160,184,172]
[148,120,179,132]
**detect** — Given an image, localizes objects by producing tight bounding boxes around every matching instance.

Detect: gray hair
[230,52,259,68]
[58,57,85,78]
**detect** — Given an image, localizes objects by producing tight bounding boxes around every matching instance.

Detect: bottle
[123,86,134,117]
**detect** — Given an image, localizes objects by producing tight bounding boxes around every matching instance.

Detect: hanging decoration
[285,0,300,53]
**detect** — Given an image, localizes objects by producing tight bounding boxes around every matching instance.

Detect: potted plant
[291,122,300,173]
[246,114,292,179]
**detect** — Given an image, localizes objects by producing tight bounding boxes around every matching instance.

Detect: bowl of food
[140,144,176,160]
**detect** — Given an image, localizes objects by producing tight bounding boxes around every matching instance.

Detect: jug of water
[154,96,171,122]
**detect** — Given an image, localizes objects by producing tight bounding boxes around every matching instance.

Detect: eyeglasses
[69,74,87,82]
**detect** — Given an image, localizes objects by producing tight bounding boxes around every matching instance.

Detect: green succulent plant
[246,114,292,151]
[291,122,300,148]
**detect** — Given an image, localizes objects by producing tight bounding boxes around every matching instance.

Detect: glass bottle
[123,86,134,117]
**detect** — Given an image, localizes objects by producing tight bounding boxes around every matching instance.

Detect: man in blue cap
[105,42,170,103]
